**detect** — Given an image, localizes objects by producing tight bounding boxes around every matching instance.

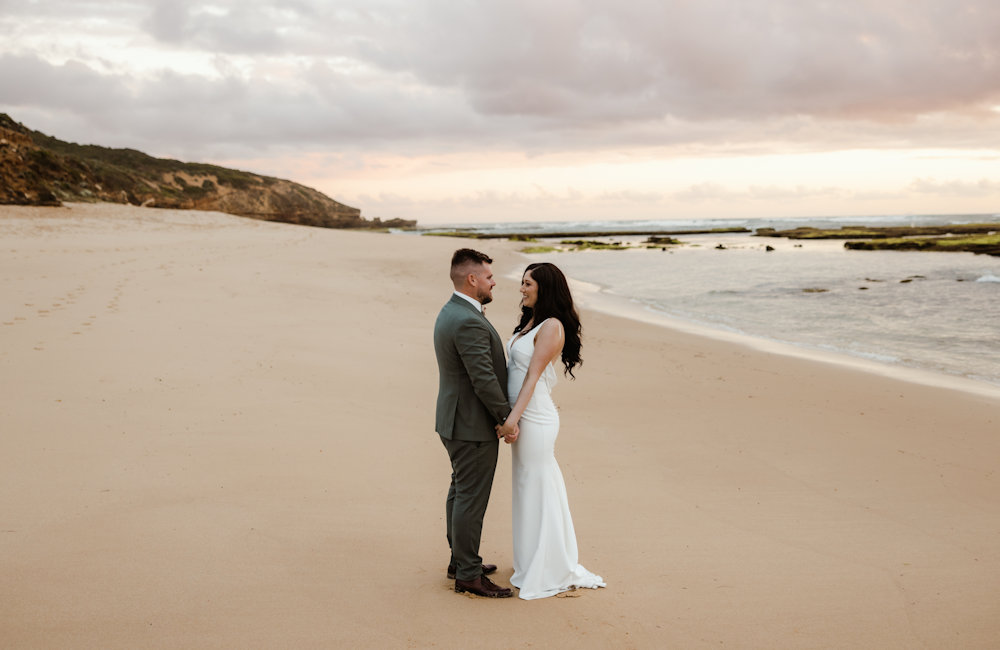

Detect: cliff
[0,114,414,229]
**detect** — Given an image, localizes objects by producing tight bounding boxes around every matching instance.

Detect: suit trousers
[440,436,499,582]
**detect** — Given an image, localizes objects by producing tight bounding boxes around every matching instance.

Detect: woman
[500,262,605,600]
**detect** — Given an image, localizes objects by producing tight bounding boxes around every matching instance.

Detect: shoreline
[579,277,1000,400]
[503,263,1000,401]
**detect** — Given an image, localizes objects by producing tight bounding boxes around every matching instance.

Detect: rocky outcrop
[754,224,998,239]
[0,120,63,206]
[0,114,415,229]
[750,220,1000,256]
[844,235,1000,257]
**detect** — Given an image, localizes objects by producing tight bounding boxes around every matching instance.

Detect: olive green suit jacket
[434,294,511,442]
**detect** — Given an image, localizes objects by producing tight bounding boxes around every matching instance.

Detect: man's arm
[453,318,511,425]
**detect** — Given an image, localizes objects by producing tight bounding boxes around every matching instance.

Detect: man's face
[472,262,496,305]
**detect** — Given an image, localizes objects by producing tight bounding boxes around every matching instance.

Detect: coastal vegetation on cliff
[0,113,414,230]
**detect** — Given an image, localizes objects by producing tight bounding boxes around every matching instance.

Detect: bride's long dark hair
[513,262,582,378]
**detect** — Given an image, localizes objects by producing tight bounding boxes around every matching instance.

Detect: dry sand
[2,203,999,648]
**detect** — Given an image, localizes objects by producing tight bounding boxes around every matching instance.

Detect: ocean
[423,213,1000,393]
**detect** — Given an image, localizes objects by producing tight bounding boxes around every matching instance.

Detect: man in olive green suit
[434,248,518,599]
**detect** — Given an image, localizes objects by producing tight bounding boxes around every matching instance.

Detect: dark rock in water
[715,244,727,250]
[558,239,628,251]
[765,245,775,252]
[646,235,684,245]
[859,286,869,290]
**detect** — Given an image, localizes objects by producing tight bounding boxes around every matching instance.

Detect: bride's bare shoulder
[534,317,564,341]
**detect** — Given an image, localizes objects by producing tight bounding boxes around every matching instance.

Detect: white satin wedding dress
[507,320,605,600]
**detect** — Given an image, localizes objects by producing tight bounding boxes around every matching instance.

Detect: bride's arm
[503,319,564,435]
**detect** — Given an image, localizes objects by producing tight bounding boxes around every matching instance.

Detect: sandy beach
[2,202,999,648]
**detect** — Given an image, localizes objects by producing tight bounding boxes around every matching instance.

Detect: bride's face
[520,270,539,309]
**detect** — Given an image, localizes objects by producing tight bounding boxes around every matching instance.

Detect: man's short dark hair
[450,248,492,285]
[451,248,492,268]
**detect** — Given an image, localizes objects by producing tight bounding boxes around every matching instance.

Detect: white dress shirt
[453,290,483,313]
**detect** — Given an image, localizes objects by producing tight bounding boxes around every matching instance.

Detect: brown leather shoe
[447,563,498,580]
[454,574,513,598]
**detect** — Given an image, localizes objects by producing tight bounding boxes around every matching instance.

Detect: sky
[1,0,999,225]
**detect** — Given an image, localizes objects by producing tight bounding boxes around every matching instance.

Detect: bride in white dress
[499,262,605,600]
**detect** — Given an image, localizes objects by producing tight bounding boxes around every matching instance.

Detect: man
[433,248,518,598]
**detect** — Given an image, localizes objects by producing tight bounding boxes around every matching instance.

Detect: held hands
[496,420,519,444]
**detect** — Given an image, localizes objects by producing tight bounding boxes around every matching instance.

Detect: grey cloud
[9,0,1000,125]
[143,0,191,44]
[3,0,1000,162]
[0,52,491,160]
[372,0,1000,123]
[141,0,287,53]
[0,0,137,19]
[0,54,128,113]
[116,1,1000,122]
